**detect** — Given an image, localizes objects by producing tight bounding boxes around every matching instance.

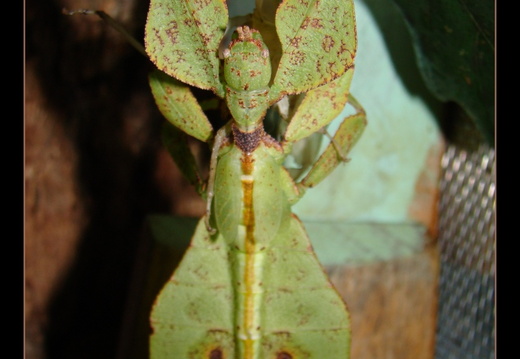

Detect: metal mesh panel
[435,144,495,359]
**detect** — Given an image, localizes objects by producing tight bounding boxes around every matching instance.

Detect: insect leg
[204,125,231,234]
[296,95,366,194]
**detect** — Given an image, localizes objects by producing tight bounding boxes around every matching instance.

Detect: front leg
[283,67,355,143]
[296,95,366,196]
[149,70,214,143]
[204,124,232,234]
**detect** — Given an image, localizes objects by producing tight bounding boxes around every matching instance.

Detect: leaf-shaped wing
[271,0,357,100]
[145,0,228,97]
[150,218,235,359]
[261,216,351,358]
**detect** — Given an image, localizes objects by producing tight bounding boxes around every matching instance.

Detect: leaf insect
[67,0,366,357]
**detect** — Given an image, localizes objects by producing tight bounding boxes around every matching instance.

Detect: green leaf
[390,0,494,144]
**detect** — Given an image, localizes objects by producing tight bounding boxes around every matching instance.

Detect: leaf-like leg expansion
[281,68,356,185]
[297,95,366,195]
[149,70,214,143]
[205,124,232,234]
[283,68,355,143]
[316,127,349,162]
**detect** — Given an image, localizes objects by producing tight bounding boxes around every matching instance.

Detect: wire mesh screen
[435,143,496,359]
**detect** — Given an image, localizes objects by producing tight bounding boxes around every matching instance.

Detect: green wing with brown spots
[150,215,350,359]
[144,0,228,97]
[269,0,357,101]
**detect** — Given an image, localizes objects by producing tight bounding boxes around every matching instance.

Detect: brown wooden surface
[25,59,88,359]
[329,243,439,359]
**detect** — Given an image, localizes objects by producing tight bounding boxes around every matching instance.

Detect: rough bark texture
[25,1,205,358]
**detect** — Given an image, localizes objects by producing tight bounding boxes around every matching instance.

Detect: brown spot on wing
[209,348,223,359]
[322,35,335,52]
[165,20,179,45]
[276,351,293,359]
[288,51,306,66]
[290,36,303,48]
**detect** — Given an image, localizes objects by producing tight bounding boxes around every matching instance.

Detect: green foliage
[390,0,494,144]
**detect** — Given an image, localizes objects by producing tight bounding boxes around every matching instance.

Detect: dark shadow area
[116,215,197,359]
[26,0,174,358]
